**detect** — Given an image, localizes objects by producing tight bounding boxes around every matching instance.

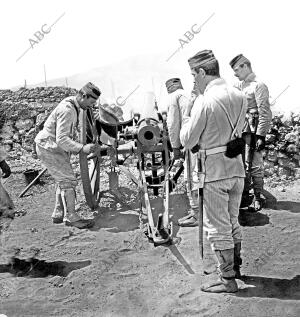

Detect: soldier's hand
[0,160,11,178]
[256,136,266,151]
[82,143,97,154]
[173,148,182,160]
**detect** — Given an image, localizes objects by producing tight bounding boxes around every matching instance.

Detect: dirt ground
[0,165,299,317]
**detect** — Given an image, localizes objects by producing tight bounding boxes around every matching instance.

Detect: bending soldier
[230,54,272,211]
[35,82,101,229]
[181,50,247,293]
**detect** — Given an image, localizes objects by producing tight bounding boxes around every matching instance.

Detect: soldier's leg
[228,177,244,278]
[36,145,94,229]
[240,134,252,208]
[178,189,199,226]
[200,179,238,293]
[251,151,264,211]
[52,185,64,223]
[178,151,199,226]
[60,185,94,229]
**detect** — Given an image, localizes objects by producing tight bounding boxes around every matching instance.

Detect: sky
[0,0,299,115]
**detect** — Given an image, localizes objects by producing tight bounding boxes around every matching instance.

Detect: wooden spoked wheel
[79,108,101,209]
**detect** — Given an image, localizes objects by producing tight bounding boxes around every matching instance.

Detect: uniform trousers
[36,145,78,190]
[203,177,244,251]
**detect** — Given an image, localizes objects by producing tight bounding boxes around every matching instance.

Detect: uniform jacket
[237,72,272,137]
[35,96,83,154]
[166,89,189,148]
[180,78,247,183]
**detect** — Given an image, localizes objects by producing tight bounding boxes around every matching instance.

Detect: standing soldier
[229,55,272,211]
[180,50,247,293]
[164,78,198,226]
[35,82,101,229]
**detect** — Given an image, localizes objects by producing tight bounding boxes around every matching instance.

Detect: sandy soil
[0,166,299,317]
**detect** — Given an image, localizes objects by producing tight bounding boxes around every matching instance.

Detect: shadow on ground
[237,275,300,300]
[91,190,189,235]
[238,210,269,227]
[274,201,300,213]
[263,189,277,209]
[0,257,91,278]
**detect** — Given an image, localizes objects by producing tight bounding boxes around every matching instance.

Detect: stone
[285,132,299,143]
[286,144,298,153]
[15,118,34,131]
[278,158,289,167]
[265,133,276,144]
[266,150,278,162]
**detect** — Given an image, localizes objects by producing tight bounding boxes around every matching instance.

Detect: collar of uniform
[170,88,184,95]
[204,78,225,94]
[72,96,81,112]
[244,72,256,83]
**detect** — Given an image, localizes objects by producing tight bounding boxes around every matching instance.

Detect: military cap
[81,82,101,99]
[188,49,217,69]
[165,78,183,93]
[229,54,251,69]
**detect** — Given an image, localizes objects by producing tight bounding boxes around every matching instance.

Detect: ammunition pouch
[225,137,245,158]
[191,144,200,154]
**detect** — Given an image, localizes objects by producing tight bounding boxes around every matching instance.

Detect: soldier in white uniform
[229,54,272,211]
[164,78,199,226]
[35,82,101,229]
[181,50,247,293]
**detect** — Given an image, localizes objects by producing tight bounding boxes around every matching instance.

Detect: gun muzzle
[137,118,161,146]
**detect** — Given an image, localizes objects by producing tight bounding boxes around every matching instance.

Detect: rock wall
[0,87,77,172]
[264,113,300,185]
[0,87,300,182]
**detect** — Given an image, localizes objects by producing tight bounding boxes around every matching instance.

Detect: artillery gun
[78,98,183,245]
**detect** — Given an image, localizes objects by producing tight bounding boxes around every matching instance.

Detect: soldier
[0,147,14,217]
[229,54,272,211]
[35,82,101,229]
[180,50,247,293]
[164,78,198,226]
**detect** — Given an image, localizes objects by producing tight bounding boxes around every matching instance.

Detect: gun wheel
[79,108,101,209]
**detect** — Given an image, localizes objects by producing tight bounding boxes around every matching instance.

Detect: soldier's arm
[166,98,181,149]
[180,98,206,150]
[56,105,83,154]
[255,82,272,137]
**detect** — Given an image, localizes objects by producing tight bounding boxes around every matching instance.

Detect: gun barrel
[137,118,161,146]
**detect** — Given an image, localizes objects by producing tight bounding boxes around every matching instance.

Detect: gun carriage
[78,104,184,245]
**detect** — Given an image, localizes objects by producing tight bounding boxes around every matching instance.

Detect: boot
[233,242,242,279]
[253,193,263,211]
[203,233,218,275]
[253,177,264,211]
[240,190,252,208]
[178,210,198,227]
[178,189,198,227]
[61,189,94,229]
[52,187,64,223]
[201,248,238,293]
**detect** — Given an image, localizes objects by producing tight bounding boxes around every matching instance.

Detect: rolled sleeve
[255,83,272,136]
